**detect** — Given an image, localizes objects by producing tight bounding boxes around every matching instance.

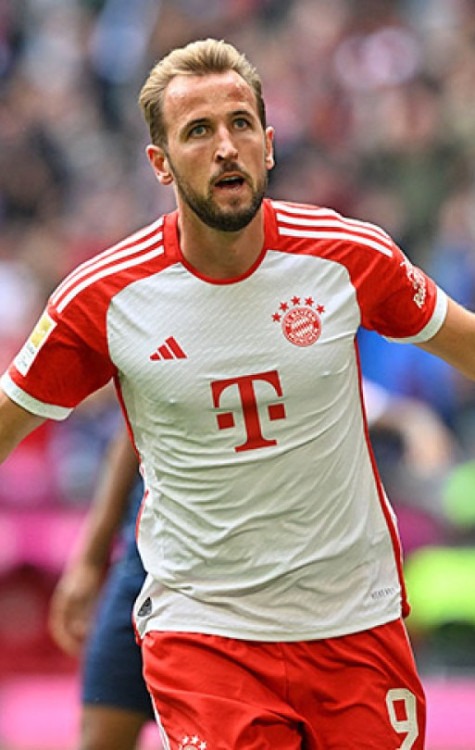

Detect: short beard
[168,157,268,232]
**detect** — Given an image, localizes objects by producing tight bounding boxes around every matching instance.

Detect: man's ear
[264,126,275,171]
[146,145,174,185]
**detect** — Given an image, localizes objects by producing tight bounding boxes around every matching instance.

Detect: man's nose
[215,127,238,161]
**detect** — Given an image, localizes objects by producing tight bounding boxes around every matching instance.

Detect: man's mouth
[214,174,246,190]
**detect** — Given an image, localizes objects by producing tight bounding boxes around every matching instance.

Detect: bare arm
[0,388,45,462]
[418,297,475,380]
[48,426,140,656]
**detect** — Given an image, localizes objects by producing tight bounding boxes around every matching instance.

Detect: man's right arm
[0,387,46,463]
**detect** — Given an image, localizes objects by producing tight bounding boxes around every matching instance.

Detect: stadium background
[1,0,475,747]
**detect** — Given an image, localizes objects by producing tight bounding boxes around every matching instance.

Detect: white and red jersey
[1,199,447,641]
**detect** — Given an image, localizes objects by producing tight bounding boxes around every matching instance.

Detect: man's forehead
[164,71,256,115]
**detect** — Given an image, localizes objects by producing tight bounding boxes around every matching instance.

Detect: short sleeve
[355,240,447,343]
[1,294,116,420]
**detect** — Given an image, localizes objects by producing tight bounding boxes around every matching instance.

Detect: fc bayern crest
[178,736,207,750]
[272,295,325,347]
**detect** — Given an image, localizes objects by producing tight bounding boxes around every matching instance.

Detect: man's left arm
[0,388,45,464]
[418,296,475,380]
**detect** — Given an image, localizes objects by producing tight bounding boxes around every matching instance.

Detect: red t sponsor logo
[211,370,286,452]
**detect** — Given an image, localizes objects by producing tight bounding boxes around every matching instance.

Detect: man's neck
[177,207,265,280]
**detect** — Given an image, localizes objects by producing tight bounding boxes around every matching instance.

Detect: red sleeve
[350,238,442,340]
[6,290,115,411]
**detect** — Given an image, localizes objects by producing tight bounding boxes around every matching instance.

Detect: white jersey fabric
[1,199,447,641]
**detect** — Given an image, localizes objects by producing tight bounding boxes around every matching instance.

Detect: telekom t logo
[211,370,286,452]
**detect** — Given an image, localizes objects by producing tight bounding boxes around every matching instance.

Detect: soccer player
[1,38,475,748]
[48,427,154,750]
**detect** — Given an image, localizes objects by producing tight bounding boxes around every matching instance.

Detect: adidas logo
[149,336,187,361]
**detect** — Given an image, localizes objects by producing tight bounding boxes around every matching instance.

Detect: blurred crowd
[2,0,475,677]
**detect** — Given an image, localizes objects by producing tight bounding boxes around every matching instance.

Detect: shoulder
[49,215,173,315]
[267,199,396,260]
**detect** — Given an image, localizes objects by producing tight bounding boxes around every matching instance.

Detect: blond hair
[139,38,266,146]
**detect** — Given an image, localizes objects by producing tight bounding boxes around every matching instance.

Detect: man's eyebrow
[179,117,209,136]
[230,107,256,119]
[186,108,254,126]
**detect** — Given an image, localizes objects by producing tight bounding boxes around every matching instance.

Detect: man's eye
[189,124,207,138]
[234,118,250,130]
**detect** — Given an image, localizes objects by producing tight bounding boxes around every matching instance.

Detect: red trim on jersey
[113,374,148,547]
[162,203,277,285]
[114,373,140,460]
[355,343,410,618]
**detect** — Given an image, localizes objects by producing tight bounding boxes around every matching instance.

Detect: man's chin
[207,195,265,232]
[182,186,265,232]
[206,210,256,232]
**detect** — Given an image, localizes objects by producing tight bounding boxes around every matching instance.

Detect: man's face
[150,71,274,232]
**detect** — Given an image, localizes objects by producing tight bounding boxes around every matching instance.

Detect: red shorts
[142,619,425,749]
